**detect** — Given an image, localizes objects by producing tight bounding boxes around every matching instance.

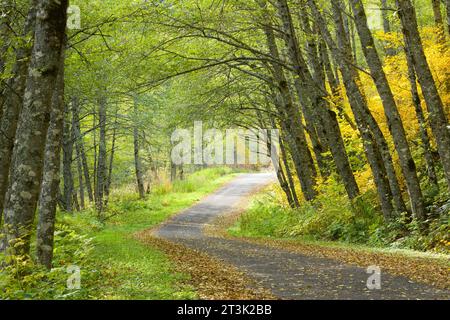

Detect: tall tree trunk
[36,49,65,269]
[62,103,74,212]
[279,132,300,207]
[298,9,331,178]
[432,0,444,26]
[92,105,98,203]
[320,39,357,131]
[0,0,12,118]
[95,96,107,213]
[351,0,426,220]
[134,99,145,199]
[170,162,177,182]
[260,8,317,201]
[332,0,407,215]
[2,0,68,257]
[276,0,360,200]
[431,0,446,43]
[72,99,94,203]
[403,39,438,186]
[105,111,117,204]
[396,0,450,193]
[75,144,85,210]
[0,2,37,219]
[380,0,396,56]
[309,0,402,218]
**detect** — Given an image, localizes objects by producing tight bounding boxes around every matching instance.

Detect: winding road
[154,173,449,300]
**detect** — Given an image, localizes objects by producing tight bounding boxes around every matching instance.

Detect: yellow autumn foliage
[336,27,450,189]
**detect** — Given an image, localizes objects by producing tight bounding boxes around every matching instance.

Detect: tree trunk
[0,2,37,219]
[260,8,317,201]
[309,0,400,218]
[75,143,85,210]
[95,96,107,213]
[432,0,444,26]
[351,0,426,220]
[72,99,94,203]
[380,0,396,56]
[36,49,65,269]
[105,112,117,204]
[2,0,68,257]
[276,0,360,200]
[134,99,146,199]
[0,0,12,118]
[403,38,438,186]
[93,106,98,203]
[62,103,74,212]
[396,0,450,193]
[279,132,300,207]
[170,162,177,182]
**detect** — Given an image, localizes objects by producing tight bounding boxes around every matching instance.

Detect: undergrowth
[230,176,449,254]
[0,166,239,300]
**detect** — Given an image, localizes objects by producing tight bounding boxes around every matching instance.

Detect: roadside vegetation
[0,167,238,299]
[229,177,449,254]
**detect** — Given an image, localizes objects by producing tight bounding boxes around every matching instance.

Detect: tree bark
[62,103,74,212]
[432,0,444,26]
[0,0,12,118]
[2,0,68,257]
[105,111,117,204]
[170,162,177,182]
[36,48,65,269]
[396,0,450,193]
[134,99,146,199]
[0,2,37,218]
[75,142,85,210]
[309,0,402,218]
[276,0,360,200]
[72,99,94,203]
[95,96,107,213]
[260,7,317,200]
[403,38,438,186]
[380,0,396,56]
[351,0,426,220]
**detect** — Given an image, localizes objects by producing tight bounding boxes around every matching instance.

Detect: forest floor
[143,173,450,300]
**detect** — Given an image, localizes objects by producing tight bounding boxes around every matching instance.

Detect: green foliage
[1,168,238,300]
[231,177,449,254]
[0,224,100,300]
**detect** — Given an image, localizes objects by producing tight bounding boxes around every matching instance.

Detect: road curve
[154,173,449,300]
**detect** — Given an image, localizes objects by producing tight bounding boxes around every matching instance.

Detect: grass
[0,167,241,300]
[228,182,450,258]
[82,167,240,299]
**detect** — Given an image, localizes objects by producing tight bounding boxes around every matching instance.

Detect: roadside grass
[75,167,241,299]
[0,167,241,300]
[228,182,450,256]
[225,185,449,289]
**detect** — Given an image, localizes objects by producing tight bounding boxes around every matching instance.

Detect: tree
[36,48,65,269]
[350,0,426,220]
[3,0,68,257]
[134,97,146,199]
[396,0,450,193]
[0,1,37,219]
